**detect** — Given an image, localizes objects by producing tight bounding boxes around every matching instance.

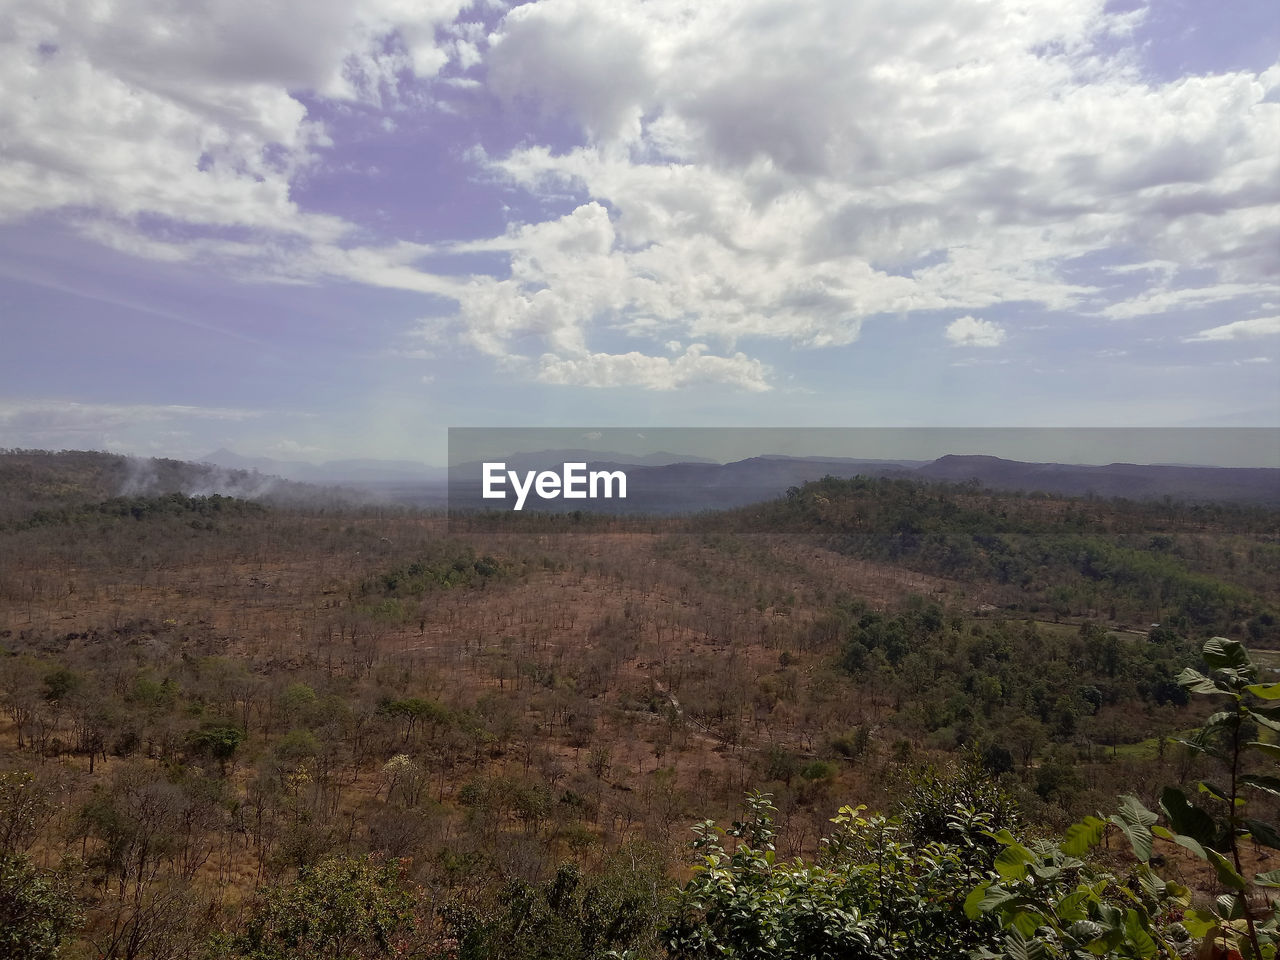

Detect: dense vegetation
[0,451,1277,957]
[763,475,1278,639]
[668,637,1280,960]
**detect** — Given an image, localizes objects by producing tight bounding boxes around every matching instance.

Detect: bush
[664,790,1003,959]
[666,640,1280,960]
[442,847,669,960]
[0,853,80,960]
[210,855,423,959]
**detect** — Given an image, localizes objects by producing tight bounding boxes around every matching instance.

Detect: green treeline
[755,476,1279,638]
[812,602,1196,780]
[358,549,505,598]
[13,493,267,531]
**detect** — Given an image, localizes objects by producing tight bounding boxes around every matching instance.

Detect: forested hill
[0,449,337,522]
[721,473,1280,640]
[2,449,1280,957]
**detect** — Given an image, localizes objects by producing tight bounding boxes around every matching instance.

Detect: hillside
[1,450,1278,957]
[0,449,364,523]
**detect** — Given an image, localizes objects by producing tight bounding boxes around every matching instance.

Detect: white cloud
[536,346,771,391]
[1184,316,1280,342]
[1102,284,1276,320]
[945,316,1007,348]
[487,0,657,142]
[0,0,467,234]
[5,0,1280,392]
[465,0,1277,383]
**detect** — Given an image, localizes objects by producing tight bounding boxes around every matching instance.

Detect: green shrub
[209,856,421,959]
[664,791,1002,959]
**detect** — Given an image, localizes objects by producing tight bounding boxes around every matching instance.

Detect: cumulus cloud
[536,346,771,391]
[487,0,657,142]
[945,316,1007,348]
[463,0,1278,383]
[4,0,1280,391]
[0,0,467,233]
[1184,316,1280,342]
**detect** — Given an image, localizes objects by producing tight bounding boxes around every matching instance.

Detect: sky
[0,0,1278,466]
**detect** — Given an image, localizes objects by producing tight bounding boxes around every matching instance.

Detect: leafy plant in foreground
[0,853,81,960]
[1149,637,1280,958]
[963,797,1192,959]
[970,637,1280,960]
[664,790,1005,959]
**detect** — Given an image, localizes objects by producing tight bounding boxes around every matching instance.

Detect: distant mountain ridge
[201,448,447,484]
[446,450,1280,513]
[3,449,1277,520]
[450,449,718,472]
[916,454,1280,504]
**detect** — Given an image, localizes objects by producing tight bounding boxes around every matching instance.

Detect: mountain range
[443,451,1280,513]
[200,447,1280,510]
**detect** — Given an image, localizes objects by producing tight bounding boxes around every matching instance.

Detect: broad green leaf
[1202,710,1240,732]
[1244,814,1280,855]
[1246,741,1280,761]
[1181,909,1217,937]
[1160,787,1217,845]
[1178,667,1224,696]
[1109,816,1152,861]
[995,844,1036,881]
[1109,796,1157,862]
[1011,908,1047,938]
[1250,712,1280,733]
[985,828,1018,847]
[1206,849,1248,891]
[1134,863,1167,901]
[1243,776,1280,798]
[1004,927,1047,960]
[1248,683,1280,700]
[1254,868,1280,888]
[1066,919,1104,943]
[1062,816,1107,856]
[1056,890,1091,921]
[1118,795,1157,827]
[964,883,990,921]
[1202,637,1249,671]
[1215,894,1245,920]
[1169,833,1209,860]
[967,884,1019,919]
[1098,902,1123,927]
[1124,909,1157,959]
[1198,781,1234,804]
